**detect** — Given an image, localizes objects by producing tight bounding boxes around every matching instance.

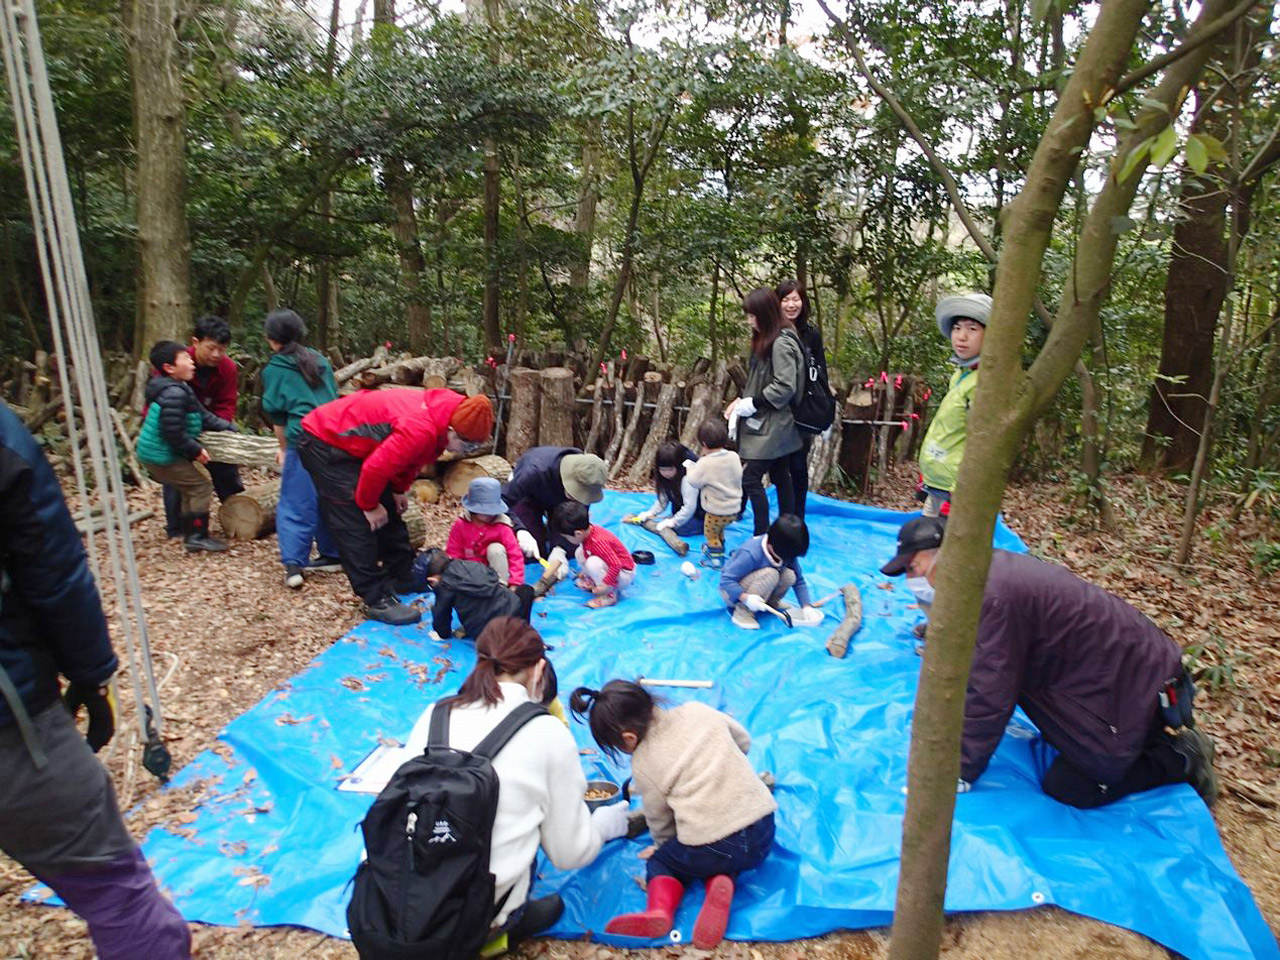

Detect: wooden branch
[824,584,863,659]
[638,519,689,556]
[111,408,154,490]
[609,379,647,479]
[75,509,153,535]
[627,382,678,484]
[532,558,564,598]
[584,377,606,456]
[603,379,627,468]
[199,431,281,468]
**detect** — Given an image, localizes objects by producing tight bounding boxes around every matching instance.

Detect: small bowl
[584,779,622,811]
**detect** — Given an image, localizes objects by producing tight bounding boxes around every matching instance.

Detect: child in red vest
[550,500,634,608]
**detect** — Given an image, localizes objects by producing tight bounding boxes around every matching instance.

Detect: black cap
[880,516,945,576]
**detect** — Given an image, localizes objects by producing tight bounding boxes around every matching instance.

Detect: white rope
[1,0,168,771]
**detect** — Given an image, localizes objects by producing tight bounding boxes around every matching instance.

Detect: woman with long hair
[724,288,804,535]
[260,309,341,589]
[401,618,629,953]
[775,279,827,519]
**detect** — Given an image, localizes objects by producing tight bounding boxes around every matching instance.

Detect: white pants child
[576,548,636,592]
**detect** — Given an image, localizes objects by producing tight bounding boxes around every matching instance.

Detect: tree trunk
[388,161,431,354]
[584,377,606,455]
[126,0,191,353]
[537,367,576,447]
[568,130,600,329]
[609,378,646,478]
[478,0,502,353]
[603,378,627,467]
[628,381,677,483]
[504,367,540,463]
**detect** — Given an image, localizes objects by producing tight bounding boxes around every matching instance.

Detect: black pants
[1040,711,1188,809]
[741,456,796,536]
[162,461,243,534]
[789,437,812,520]
[297,433,415,605]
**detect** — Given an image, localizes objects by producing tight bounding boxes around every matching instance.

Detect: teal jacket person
[261,349,337,447]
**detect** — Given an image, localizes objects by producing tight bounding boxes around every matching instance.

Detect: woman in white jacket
[402,617,630,952]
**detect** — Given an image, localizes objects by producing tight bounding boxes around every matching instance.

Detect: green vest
[919,367,978,492]
[136,405,203,466]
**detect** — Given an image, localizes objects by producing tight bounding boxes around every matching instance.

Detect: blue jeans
[647,813,775,884]
[278,446,337,566]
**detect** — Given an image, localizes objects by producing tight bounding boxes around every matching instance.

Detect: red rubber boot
[692,874,734,949]
[605,875,685,939]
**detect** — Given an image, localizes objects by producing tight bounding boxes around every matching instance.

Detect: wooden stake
[602,378,626,467]
[609,378,647,479]
[627,381,678,484]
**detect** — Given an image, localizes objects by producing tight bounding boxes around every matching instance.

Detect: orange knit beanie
[449,394,495,442]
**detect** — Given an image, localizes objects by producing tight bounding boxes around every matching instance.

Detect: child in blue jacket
[719,514,815,630]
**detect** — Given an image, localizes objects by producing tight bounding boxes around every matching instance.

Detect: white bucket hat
[935,293,993,338]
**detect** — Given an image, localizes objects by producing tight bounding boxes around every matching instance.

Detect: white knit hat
[935,293,993,338]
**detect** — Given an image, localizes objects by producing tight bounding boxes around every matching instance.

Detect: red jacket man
[298,388,494,625]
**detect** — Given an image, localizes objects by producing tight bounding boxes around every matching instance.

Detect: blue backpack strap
[426,701,451,749]
[471,702,548,760]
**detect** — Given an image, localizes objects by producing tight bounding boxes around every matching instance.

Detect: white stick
[639,678,713,689]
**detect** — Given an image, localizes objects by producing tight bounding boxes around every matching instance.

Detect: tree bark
[126,0,191,352]
[603,378,627,467]
[568,129,600,329]
[584,377,606,456]
[504,367,540,463]
[479,0,503,353]
[219,480,280,539]
[609,378,647,478]
[537,367,576,448]
[628,381,678,483]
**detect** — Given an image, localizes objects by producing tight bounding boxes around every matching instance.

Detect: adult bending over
[298,387,494,625]
[724,288,804,535]
[880,516,1218,808]
[502,445,607,570]
[401,618,630,953]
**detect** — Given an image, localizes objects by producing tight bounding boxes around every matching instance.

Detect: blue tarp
[100,492,1276,958]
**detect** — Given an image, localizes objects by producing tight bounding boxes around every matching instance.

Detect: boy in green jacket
[918,293,990,518]
[137,340,236,552]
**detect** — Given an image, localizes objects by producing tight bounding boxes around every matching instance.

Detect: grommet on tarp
[1031,891,1046,904]
[669,929,682,943]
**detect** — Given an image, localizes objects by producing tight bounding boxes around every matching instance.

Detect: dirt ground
[1,465,1276,959]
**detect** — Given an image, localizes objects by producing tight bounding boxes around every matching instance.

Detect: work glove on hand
[516,530,542,560]
[591,802,631,843]
[64,679,116,752]
[742,593,769,613]
[546,546,570,581]
[655,518,675,532]
[734,397,758,419]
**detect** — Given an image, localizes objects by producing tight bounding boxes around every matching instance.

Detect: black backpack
[785,328,837,436]
[347,700,548,960]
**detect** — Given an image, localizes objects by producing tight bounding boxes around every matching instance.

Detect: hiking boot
[364,594,421,626]
[700,546,725,570]
[1172,726,1219,805]
[182,513,228,553]
[308,555,343,572]
[284,564,305,589]
[731,603,760,630]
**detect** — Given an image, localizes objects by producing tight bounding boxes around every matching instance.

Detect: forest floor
[1,464,1277,959]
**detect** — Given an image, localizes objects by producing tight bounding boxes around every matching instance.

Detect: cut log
[447,366,486,397]
[199,431,280,468]
[505,368,540,463]
[412,478,442,505]
[537,367,576,447]
[584,378,606,456]
[825,584,864,659]
[532,558,565,598]
[639,519,689,556]
[628,382,678,484]
[219,480,281,540]
[441,454,514,499]
[602,379,626,468]
[806,415,843,489]
[334,344,390,386]
[391,356,458,386]
[403,500,427,548]
[422,374,447,390]
[838,388,877,495]
[609,379,647,479]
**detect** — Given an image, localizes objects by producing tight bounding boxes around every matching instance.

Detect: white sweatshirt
[403,682,603,926]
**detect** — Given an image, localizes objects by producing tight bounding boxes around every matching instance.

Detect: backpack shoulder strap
[472,701,549,761]
[427,701,451,749]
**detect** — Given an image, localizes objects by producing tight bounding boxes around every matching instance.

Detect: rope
[1,0,169,779]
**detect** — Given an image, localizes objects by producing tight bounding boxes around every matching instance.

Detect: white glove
[734,396,757,418]
[956,778,972,794]
[655,518,675,532]
[547,546,569,581]
[427,630,442,641]
[516,530,541,560]
[591,801,631,843]
[742,594,769,613]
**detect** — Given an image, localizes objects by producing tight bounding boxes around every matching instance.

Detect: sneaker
[364,595,422,626]
[730,604,760,630]
[307,555,343,572]
[1172,727,1219,805]
[505,893,564,949]
[284,564,305,589]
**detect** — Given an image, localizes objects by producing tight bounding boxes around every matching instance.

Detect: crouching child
[136,340,236,553]
[447,477,526,587]
[719,513,815,629]
[570,680,776,950]
[421,548,535,641]
[550,501,635,609]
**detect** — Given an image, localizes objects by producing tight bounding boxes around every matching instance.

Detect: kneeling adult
[401,618,629,952]
[298,388,493,625]
[502,445,607,564]
[881,517,1217,808]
